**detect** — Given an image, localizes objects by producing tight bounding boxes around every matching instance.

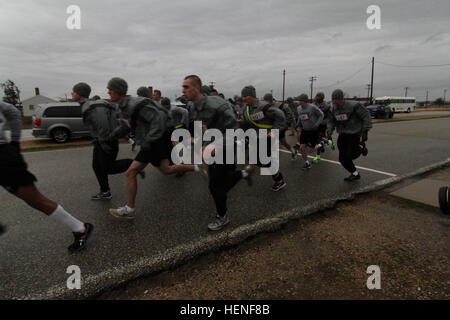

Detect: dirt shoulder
[99,169,450,300]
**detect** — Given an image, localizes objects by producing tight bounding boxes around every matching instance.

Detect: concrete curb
[21,158,450,300]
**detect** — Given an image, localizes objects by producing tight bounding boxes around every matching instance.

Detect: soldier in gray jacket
[312,92,335,163]
[295,94,324,170]
[0,101,93,251]
[327,89,372,181]
[241,86,287,191]
[263,93,297,160]
[183,75,253,231]
[106,78,196,219]
[72,82,135,200]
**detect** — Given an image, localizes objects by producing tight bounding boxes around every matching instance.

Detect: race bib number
[299,113,309,121]
[335,113,348,121]
[250,111,264,121]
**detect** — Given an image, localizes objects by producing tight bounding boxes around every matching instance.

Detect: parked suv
[366,104,394,119]
[32,102,90,143]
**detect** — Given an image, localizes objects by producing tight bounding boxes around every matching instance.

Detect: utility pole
[370,57,374,104]
[404,87,409,97]
[366,84,371,103]
[209,81,216,89]
[426,90,429,106]
[282,69,286,104]
[309,76,317,101]
[444,89,447,104]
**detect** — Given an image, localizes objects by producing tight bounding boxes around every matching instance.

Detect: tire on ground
[438,186,449,215]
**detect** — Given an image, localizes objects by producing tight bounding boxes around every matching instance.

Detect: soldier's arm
[266,107,286,130]
[313,105,324,128]
[0,101,21,142]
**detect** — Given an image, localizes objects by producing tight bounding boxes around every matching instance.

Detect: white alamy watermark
[366,265,381,290]
[66,265,81,290]
[171,121,280,176]
[366,5,381,30]
[66,5,81,30]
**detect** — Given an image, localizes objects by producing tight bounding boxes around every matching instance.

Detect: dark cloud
[0,0,449,102]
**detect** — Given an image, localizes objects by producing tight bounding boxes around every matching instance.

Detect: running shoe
[208,215,230,231]
[198,162,209,180]
[91,191,112,200]
[302,162,312,170]
[291,149,298,160]
[68,223,94,252]
[242,165,254,186]
[319,142,325,153]
[109,206,135,219]
[328,139,335,151]
[344,173,361,181]
[312,156,321,163]
[271,180,287,191]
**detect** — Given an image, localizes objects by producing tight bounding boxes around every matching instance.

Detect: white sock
[353,171,359,176]
[50,205,85,233]
[194,165,200,172]
[241,169,249,178]
[125,205,135,213]
[291,147,295,153]
[306,160,310,165]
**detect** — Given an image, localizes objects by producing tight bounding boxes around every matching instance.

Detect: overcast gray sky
[1,0,449,102]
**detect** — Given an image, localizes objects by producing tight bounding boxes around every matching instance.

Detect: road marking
[279,149,397,177]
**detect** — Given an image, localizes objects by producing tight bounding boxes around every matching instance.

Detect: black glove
[10,141,20,153]
[361,130,368,142]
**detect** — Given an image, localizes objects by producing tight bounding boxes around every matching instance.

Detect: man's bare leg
[157,159,195,176]
[125,161,148,209]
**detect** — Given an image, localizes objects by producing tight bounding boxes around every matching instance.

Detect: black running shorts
[135,132,173,167]
[299,130,319,148]
[0,144,37,194]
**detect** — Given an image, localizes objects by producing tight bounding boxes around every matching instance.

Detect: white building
[21,88,56,117]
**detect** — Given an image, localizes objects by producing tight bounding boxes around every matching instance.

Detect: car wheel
[51,128,70,143]
[389,112,394,118]
[407,108,411,113]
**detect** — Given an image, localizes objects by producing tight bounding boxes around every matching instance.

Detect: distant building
[21,88,56,117]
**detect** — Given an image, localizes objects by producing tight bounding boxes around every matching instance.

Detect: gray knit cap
[161,97,171,107]
[201,85,211,96]
[136,86,150,98]
[298,93,308,102]
[332,89,344,100]
[241,85,256,98]
[263,93,273,101]
[316,92,325,100]
[107,77,128,96]
[72,82,91,98]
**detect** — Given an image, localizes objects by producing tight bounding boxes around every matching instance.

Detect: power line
[316,61,371,89]
[377,61,450,68]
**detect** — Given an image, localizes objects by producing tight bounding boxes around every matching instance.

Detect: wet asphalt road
[0,117,449,299]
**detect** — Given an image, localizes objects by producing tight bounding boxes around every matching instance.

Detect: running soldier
[327,89,372,181]
[241,86,287,191]
[312,92,334,163]
[72,82,136,200]
[295,94,324,170]
[105,77,196,219]
[0,101,93,251]
[183,75,253,231]
[263,93,297,160]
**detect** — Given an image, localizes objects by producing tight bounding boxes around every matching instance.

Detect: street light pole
[309,76,317,101]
